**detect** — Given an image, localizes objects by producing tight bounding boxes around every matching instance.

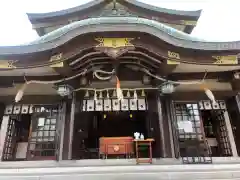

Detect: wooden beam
[158,63,178,77]
[169,71,232,81]
[0,75,62,87]
[171,91,237,101]
[0,95,61,104]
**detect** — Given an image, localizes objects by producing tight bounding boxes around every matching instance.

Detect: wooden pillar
[147,92,162,157]
[224,111,238,157]
[227,96,240,156]
[58,102,67,161]
[160,97,176,158]
[156,96,167,157]
[162,97,176,158]
[0,116,10,160]
[68,92,76,160]
[147,92,173,158]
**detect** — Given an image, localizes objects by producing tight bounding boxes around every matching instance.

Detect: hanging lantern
[57,85,73,97]
[161,83,175,94]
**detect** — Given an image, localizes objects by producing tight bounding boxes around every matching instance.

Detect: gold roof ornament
[49,53,64,67]
[0,60,17,69]
[95,38,134,48]
[212,55,238,65]
[167,51,180,65]
[95,38,135,58]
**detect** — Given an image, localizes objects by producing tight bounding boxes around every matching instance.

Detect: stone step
[0,164,240,180]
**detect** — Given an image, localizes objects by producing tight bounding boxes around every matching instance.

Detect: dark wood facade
[0,0,240,164]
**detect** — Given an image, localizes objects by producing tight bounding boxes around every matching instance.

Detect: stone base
[0,158,240,180]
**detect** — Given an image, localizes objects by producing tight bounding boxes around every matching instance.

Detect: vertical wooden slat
[58,102,66,161]
[68,93,76,160]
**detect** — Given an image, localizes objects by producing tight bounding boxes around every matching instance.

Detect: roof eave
[27,0,107,22]
[123,0,202,19]
[27,0,202,23]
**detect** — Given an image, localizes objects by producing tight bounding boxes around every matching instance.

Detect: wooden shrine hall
[0,0,240,166]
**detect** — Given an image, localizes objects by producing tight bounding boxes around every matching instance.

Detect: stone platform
[0,158,240,180]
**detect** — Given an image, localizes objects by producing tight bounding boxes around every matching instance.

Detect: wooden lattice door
[2,116,19,161]
[172,102,212,164]
[212,111,232,156]
[27,105,58,160]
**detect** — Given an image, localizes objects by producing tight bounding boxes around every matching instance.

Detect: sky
[0,0,239,46]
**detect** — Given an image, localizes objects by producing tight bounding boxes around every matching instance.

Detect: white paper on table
[178,121,193,133]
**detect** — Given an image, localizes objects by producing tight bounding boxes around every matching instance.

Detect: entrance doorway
[72,111,148,160]
[173,101,232,163]
[201,110,232,157]
[2,114,31,161]
[97,111,147,137]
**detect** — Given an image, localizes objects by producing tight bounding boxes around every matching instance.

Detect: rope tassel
[116,76,123,101]
[15,83,27,103]
[201,84,217,104]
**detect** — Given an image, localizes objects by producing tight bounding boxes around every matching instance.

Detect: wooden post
[68,93,76,160]
[165,100,176,158]
[156,95,167,157]
[58,102,66,161]
[0,116,10,161]
[224,111,238,157]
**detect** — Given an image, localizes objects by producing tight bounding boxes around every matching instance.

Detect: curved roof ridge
[27,0,201,21]
[27,0,106,20]
[0,17,239,55]
[26,17,207,45]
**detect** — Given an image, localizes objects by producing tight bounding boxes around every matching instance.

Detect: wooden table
[134,139,154,164]
[99,137,134,159]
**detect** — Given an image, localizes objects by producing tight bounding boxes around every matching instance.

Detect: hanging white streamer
[93,69,115,80]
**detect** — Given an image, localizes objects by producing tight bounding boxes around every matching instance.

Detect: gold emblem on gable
[49,53,64,68]
[168,51,180,59]
[167,51,180,65]
[212,55,238,65]
[95,38,135,58]
[95,38,134,49]
[167,59,180,65]
[0,60,17,69]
